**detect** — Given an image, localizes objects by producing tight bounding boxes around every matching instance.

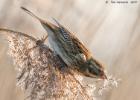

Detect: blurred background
[0,0,140,100]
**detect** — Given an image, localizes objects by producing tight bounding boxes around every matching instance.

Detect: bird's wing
[72,35,92,59]
[53,19,92,60]
[52,19,75,51]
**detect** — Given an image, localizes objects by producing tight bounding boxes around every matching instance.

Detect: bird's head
[81,58,107,79]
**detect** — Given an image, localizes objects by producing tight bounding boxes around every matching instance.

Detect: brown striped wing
[53,19,91,59]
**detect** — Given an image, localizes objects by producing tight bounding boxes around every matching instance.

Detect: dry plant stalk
[0,27,119,100]
[0,29,96,100]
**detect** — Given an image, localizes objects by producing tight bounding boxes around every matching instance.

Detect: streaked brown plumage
[21,7,107,79]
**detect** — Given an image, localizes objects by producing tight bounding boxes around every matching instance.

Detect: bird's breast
[48,36,72,66]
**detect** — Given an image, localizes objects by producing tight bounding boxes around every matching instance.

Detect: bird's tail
[21,7,43,22]
[21,7,57,34]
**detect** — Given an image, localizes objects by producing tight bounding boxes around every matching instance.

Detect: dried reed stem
[0,29,96,100]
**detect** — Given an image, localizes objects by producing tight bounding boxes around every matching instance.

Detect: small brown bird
[21,7,107,79]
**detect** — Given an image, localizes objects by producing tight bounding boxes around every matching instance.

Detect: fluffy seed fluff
[0,30,119,100]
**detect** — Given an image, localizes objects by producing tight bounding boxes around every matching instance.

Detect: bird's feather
[52,19,92,59]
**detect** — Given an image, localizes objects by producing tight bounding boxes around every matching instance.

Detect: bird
[21,7,107,79]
